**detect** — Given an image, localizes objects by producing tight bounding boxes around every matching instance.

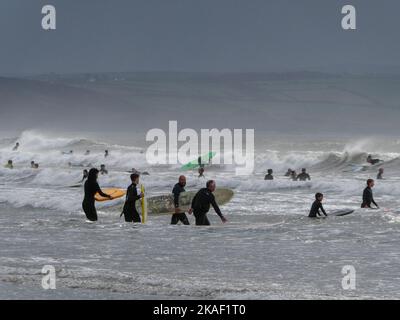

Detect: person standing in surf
[171,175,190,225]
[198,167,205,178]
[4,160,13,169]
[264,169,274,180]
[12,142,19,151]
[296,168,311,181]
[121,173,143,223]
[361,179,379,209]
[190,180,227,226]
[377,168,384,180]
[308,193,327,218]
[82,168,112,222]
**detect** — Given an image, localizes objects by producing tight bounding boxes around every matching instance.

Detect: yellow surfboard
[141,184,147,223]
[95,188,126,202]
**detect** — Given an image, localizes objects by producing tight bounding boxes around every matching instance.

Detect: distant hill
[1,72,400,135]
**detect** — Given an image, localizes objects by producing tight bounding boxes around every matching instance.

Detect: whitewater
[1,130,400,299]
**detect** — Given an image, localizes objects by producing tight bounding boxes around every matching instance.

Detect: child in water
[308,193,327,218]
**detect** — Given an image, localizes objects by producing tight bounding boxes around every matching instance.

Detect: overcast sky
[0,0,399,75]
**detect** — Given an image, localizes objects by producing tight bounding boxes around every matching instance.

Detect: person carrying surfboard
[189,180,227,226]
[171,175,190,225]
[82,168,112,222]
[361,179,379,209]
[308,193,327,218]
[121,173,143,223]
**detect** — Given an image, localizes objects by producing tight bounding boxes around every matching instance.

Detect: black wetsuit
[191,188,224,225]
[377,172,383,180]
[171,183,190,225]
[264,174,273,180]
[82,180,108,221]
[308,200,327,218]
[361,187,378,208]
[367,157,380,165]
[121,183,141,222]
[296,173,311,181]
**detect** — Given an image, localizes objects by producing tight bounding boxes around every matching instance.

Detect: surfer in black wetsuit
[264,169,274,180]
[308,193,327,218]
[367,155,381,165]
[121,173,143,222]
[30,161,35,168]
[104,150,109,158]
[296,168,311,181]
[361,179,379,209]
[82,168,112,221]
[198,167,205,178]
[377,168,384,180]
[12,142,19,151]
[190,180,227,226]
[171,175,190,225]
[290,170,297,181]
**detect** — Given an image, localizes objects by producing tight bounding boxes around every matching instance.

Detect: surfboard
[140,184,148,223]
[69,183,83,188]
[95,188,126,202]
[136,188,234,214]
[181,152,216,170]
[330,209,354,216]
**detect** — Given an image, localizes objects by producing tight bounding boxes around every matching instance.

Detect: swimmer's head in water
[179,175,186,186]
[367,179,375,187]
[302,168,306,173]
[8,160,12,164]
[378,168,384,173]
[267,169,273,174]
[88,168,99,182]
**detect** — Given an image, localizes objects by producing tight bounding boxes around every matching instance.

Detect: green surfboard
[181,151,216,170]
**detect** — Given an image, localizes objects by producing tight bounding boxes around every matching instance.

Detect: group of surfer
[265,168,311,181]
[82,168,226,226]
[3,159,39,169]
[7,142,111,170]
[66,149,109,157]
[5,141,385,223]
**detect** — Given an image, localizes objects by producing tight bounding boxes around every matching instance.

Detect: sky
[0,0,399,75]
